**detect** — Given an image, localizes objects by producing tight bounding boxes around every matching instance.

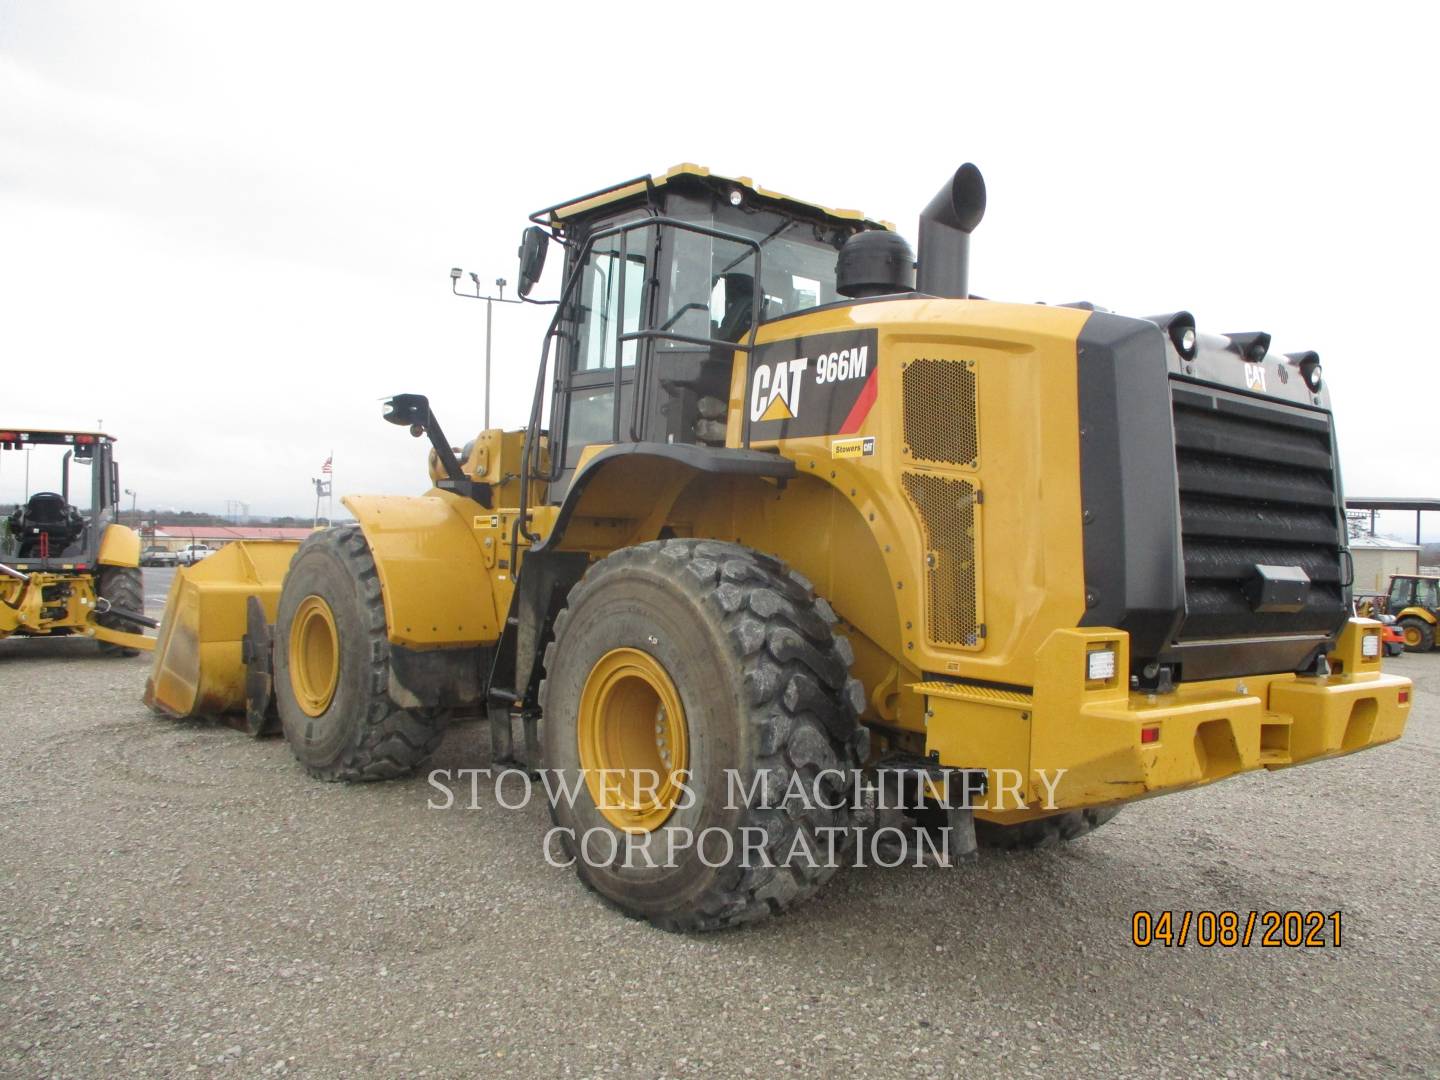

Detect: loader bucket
[144,540,300,721]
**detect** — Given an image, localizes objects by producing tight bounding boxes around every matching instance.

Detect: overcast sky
[1,2,1436,538]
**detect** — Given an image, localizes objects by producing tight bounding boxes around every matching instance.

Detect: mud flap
[240,596,279,737]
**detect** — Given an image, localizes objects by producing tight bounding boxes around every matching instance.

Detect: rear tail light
[1399,690,1410,705]
[1140,726,1160,744]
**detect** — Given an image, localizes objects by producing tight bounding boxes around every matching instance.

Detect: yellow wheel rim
[577,647,690,834]
[290,595,340,717]
[1403,625,1422,647]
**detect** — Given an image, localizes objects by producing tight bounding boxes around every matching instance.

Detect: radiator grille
[902,472,981,647]
[1171,387,1344,641]
[903,359,978,467]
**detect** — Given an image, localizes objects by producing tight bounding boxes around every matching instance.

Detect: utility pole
[312,477,331,529]
[485,286,495,429]
[451,270,522,430]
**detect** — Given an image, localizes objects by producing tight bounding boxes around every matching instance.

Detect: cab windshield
[1,441,98,560]
[658,203,850,348]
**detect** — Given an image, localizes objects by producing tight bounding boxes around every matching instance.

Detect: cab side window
[1415,579,1439,610]
[1388,577,1414,610]
[561,223,653,473]
[575,246,645,373]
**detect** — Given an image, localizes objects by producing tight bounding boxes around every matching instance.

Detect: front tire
[95,565,144,657]
[274,526,450,781]
[539,539,866,932]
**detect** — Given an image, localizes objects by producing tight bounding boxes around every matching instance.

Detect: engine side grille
[902,471,982,648]
[1171,386,1344,642]
[903,359,978,467]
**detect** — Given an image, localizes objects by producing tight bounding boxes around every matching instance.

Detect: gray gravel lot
[1,574,1437,1078]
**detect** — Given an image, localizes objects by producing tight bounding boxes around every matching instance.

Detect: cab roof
[0,427,114,442]
[531,163,894,232]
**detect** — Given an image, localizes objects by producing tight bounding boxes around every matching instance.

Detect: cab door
[552,221,655,496]
[1387,576,1414,614]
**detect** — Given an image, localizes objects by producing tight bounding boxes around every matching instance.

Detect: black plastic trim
[1075,312,1186,663]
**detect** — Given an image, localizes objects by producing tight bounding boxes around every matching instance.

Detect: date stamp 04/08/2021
[1131,910,1343,948]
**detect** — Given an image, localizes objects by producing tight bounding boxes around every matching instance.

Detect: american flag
[321,455,333,475]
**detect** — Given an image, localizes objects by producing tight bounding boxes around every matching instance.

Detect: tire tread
[539,538,864,931]
[974,807,1121,851]
[284,526,449,782]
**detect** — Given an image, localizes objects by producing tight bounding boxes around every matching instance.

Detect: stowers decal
[746,328,880,441]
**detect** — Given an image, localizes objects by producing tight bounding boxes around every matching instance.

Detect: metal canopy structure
[1345,497,1440,545]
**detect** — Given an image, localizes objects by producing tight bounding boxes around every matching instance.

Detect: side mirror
[516,226,549,297]
[383,393,430,434]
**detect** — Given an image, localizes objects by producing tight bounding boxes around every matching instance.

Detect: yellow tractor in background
[1382,574,1440,652]
[1,428,155,655]
[146,163,1411,930]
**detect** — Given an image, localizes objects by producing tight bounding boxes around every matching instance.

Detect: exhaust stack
[916,163,987,299]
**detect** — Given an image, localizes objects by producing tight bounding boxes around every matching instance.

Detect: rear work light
[1361,633,1381,659]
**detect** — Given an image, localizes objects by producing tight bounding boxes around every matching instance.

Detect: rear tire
[1399,617,1435,653]
[974,807,1120,851]
[274,526,450,781]
[539,539,866,932]
[95,565,144,657]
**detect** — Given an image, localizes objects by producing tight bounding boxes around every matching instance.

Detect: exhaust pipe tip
[916,163,987,299]
[923,163,987,235]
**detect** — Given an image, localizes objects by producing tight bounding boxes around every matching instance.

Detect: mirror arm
[382,394,492,507]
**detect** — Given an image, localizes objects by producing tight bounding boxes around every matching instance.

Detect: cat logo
[1244,362,1267,392]
[750,357,810,422]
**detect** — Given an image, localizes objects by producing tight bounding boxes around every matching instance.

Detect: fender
[1395,606,1438,626]
[97,523,141,567]
[343,493,502,649]
[535,442,796,554]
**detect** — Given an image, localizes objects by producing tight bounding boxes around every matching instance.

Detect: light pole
[124,488,137,524]
[451,269,523,430]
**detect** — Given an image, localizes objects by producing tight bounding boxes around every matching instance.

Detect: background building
[1349,534,1421,597]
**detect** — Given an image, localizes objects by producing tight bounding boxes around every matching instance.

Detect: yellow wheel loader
[1,429,155,655]
[146,163,1411,930]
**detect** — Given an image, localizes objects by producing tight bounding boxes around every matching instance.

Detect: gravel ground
[1,576,1437,1078]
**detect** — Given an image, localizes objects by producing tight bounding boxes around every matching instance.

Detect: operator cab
[1387,575,1439,614]
[0,429,121,568]
[525,165,894,496]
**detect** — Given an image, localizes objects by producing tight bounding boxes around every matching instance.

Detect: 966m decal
[746,328,880,441]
